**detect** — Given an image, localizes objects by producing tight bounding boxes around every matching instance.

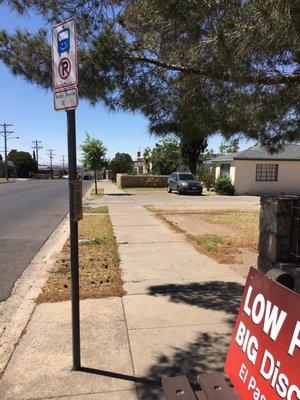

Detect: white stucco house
[207,144,300,196]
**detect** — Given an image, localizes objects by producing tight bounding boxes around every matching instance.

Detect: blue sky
[0,3,254,166]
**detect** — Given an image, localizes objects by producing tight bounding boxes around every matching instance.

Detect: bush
[214,174,234,195]
[198,170,215,190]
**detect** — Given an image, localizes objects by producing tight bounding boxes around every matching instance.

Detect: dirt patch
[37,213,124,303]
[152,209,259,276]
[165,213,236,236]
[124,188,166,194]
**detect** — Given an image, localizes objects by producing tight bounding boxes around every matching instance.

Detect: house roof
[209,153,238,163]
[234,144,300,161]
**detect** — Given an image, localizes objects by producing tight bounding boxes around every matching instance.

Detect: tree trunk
[188,153,198,176]
[181,135,207,177]
[94,170,98,194]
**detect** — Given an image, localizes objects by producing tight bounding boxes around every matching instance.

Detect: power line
[0,123,19,181]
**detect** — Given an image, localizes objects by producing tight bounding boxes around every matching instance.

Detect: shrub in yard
[198,170,215,190]
[214,174,234,195]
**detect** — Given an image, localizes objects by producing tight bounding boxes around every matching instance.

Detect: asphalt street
[0,179,91,302]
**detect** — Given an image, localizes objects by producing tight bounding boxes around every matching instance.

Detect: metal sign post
[52,19,81,370]
[67,109,81,370]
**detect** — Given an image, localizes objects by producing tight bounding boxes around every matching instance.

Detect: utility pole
[47,149,55,179]
[32,140,43,179]
[0,123,18,181]
[61,155,67,173]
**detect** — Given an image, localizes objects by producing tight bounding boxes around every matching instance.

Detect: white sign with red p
[52,18,78,110]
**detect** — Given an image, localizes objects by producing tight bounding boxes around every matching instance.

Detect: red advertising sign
[225,267,300,400]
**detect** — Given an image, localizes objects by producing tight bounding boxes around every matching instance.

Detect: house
[208,144,300,196]
[133,150,146,174]
[206,152,238,184]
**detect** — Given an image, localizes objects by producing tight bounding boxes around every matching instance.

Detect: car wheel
[177,186,182,195]
[167,185,172,193]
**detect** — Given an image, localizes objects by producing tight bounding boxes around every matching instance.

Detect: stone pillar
[258,196,300,291]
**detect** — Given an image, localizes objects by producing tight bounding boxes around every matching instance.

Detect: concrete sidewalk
[0,181,245,400]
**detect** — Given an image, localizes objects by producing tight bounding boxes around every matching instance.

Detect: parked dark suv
[168,172,203,195]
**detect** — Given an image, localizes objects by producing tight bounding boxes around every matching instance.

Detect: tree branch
[127,55,300,85]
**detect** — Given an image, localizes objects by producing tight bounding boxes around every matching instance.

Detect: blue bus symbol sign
[57,28,70,56]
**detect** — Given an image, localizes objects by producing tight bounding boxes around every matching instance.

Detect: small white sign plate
[52,19,77,90]
[54,87,78,111]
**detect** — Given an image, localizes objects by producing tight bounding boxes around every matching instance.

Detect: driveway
[95,186,260,211]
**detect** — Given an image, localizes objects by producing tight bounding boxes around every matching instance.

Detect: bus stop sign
[52,19,77,89]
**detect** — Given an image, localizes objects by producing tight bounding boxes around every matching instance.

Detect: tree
[148,77,217,175]
[0,154,2,161]
[143,147,152,174]
[109,153,134,180]
[214,174,235,196]
[0,1,299,148]
[203,149,216,160]
[219,139,240,154]
[81,134,106,194]
[150,139,181,175]
[180,135,207,176]
[7,150,37,178]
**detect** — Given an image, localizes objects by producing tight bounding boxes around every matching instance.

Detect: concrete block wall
[116,174,169,188]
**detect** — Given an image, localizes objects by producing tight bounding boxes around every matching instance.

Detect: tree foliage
[198,170,215,191]
[80,134,106,194]
[150,138,181,175]
[143,147,152,174]
[7,150,37,178]
[0,0,299,148]
[214,174,235,196]
[219,139,240,154]
[109,153,134,180]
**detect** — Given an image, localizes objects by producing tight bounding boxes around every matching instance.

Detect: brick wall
[116,174,169,188]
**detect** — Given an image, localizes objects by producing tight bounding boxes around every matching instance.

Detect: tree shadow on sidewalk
[137,330,233,400]
[147,281,244,315]
[135,280,244,399]
[81,281,243,399]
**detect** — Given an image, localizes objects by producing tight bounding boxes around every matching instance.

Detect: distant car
[168,172,203,195]
[83,174,91,180]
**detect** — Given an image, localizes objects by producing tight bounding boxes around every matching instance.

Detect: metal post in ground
[67,109,81,370]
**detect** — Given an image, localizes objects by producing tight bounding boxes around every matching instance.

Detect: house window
[256,164,278,181]
[220,163,230,176]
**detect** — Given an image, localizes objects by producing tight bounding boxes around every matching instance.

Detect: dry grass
[82,206,108,213]
[89,188,104,197]
[196,210,259,251]
[187,234,236,264]
[152,209,259,264]
[37,213,123,303]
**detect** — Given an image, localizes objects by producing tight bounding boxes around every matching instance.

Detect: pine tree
[0,0,299,148]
